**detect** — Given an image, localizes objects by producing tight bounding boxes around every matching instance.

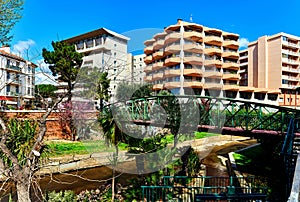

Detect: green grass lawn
[45,132,219,157]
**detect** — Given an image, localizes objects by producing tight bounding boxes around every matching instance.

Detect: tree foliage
[0,0,24,45]
[115,83,153,101]
[76,66,110,110]
[42,41,83,101]
[35,84,58,98]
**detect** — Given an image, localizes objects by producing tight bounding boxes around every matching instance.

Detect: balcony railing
[222,73,240,80]
[222,51,239,59]
[144,55,153,64]
[164,69,180,77]
[6,65,21,72]
[165,44,181,54]
[152,62,164,71]
[153,40,164,50]
[152,51,164,60]
[165,32,181,45]
[222,40,239,49]
[183,44,203,53]
[282,58,299,65]
[144,46,154,54]
[223,62,239,70]
[183,31,203,41]
[282,66,300,73]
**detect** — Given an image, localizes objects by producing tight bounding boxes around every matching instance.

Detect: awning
[0,96,13,101]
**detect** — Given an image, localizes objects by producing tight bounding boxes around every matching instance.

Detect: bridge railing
[141,176,268,202]
[111,95,300,136]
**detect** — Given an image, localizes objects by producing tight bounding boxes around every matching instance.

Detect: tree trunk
[16,181,31,202]
[111,145,118,201]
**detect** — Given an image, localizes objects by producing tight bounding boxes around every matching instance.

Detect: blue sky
[9,0,300,83]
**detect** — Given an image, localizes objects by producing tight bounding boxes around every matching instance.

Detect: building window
[27,87,30,95]
[16,86,19,94]
[6,85,10,93]
[282,36,288,41]
[6,72,10,80]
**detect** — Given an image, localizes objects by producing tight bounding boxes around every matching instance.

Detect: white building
[127,53,146,84]
[64,28,131,98]
[0,46,37,109]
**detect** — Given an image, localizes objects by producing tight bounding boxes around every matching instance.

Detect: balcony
[222,40,239,49]
[204,71,222,78]
[152,73,164,80]
[144,39,155,46]
[222,51,239,59]
[184,44,203,54]
[144,55,153,64]
[281,84,296,89]
[7,78,20,85]
[152,62,164,71]
[6,65,21,72]
[222,73,240,80]
[183,69,203,76]
[203,36,222,46]
[184,31,203,42]
[203,83,222,89]
[184,81,203,88]
[153,40,165,50]
[204,60,222,67]
[165,82,181,89]
[144,65,153,73]
[282,49,300,57]
[153,32,167,40]
[184,56,203,65]
[153,84,164,90]
[165,56,181,66]
[223,84,240,91]
[282,66,300,73]
[282,58,299,65]
[204,47,222,55]
[153,51,164,60]
[165,44,181,54]
[144,45,154,54]
[164,69,180,77]
[143,75,152,82]
[223,62,240,70]
[282,75,299,82]
[165,32,181,45]
[282,40,299,49]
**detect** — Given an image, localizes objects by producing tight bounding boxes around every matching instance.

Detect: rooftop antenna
[190,14,193,22]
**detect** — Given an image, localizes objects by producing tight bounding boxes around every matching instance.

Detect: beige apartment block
[143,19,240,97]
[239,33,300,106]
[0,46,37,109]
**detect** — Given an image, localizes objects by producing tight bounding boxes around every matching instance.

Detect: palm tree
[98,108,124,201]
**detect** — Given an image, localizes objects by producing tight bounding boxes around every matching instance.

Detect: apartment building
[63,28,131,98]
[143,19,280,105]
[238,33,300,106]
[0,46,37,109]
[144,19,240,96]
[127,53,146,84]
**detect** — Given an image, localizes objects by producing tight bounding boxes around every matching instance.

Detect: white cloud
[34,59,57,85]
[12,39,36,56]
[238,38,249,48]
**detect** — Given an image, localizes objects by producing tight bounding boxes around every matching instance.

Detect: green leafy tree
[42,41,83,140]
[116,83,153,101]
[77,67,110,110]
[0,0,24,45]
[42,41,83,102]
[35,84,58,98]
